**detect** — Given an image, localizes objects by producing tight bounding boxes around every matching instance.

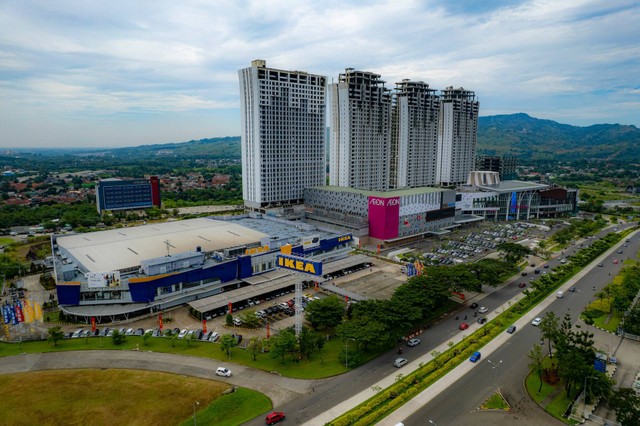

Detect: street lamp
[345,338,356,369]
[487,359,503,390]
[193,401,199,426]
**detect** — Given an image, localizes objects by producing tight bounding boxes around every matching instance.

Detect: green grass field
[0,369,270,426]
[0,237,14,246]
[0,334,363,379]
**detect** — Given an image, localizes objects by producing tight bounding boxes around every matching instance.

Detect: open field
[0,369,270,426]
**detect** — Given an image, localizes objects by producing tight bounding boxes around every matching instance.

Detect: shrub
[584,309,605,319]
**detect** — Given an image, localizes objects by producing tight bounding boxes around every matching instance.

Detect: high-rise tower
[436,87,479,186]
[328,69,391,191]
[238,60,326,210]
[390,80,440,189]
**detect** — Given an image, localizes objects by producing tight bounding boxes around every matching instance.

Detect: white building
[436,87,479,186]
[238,59,326,210]
[391,80,440,189]
[329,68,392,191]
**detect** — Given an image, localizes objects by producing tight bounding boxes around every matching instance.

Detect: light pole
[487,359,503,390]
[193,401,199,426]
[345,338,356,369]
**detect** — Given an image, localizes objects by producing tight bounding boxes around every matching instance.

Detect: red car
[613,259,619,264]
[266,411,285,425]
[519,283,526,288]
[459,323,469,330]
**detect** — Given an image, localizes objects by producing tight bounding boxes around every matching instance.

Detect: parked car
[506,325,517,334]
[407,338,421,347]
[201,331,213,341]
[233,318,242,326]
[178,329,188,339]
[215,367,232,377]
[478,306,488,314]
[532,317,542,326]
[265,411,285,425]
[393,358,408,368]
[135,328,145,336]
[100,327,110,337]
[71,328,84,338]
[209,332,220,342]
[125,328,135,336]
[459,322,469,330]
[470,351,481,363]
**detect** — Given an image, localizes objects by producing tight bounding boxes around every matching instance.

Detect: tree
[143,330,152,346]
[249,337,261,361]
[391,274,449,318]
[47,326,64,347]
[609,387,640,426]
[239,311,261,329]
[466,258,514,288]
[304,296,344,330]
[112,330,126,345]
[539,312,560,358]
[527,344,545,393]
[270,329,297,363]
[225,313,233,326]
[336,317,388,351]
[496,242,532,265]
[219,334,237,358]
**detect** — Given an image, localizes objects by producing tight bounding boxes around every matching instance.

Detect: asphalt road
[400,225,636,426]
[244,223,635,426]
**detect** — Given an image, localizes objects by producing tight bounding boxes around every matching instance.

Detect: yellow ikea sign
[338,235,352,242]
[276,255,323,276]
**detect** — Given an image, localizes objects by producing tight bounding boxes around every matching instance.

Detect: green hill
[477,113,640,161]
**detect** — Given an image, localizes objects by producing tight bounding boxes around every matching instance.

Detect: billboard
[276,254,323,276]
[368,196,400,240]
[86,271,121,288]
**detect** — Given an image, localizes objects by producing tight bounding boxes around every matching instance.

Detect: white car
[215,367,232,377]
[209,332,220,342]
[532,317,542,326]
[233,318,242,326]
[478,306,488,314]
[407,338,421,347]
[178,329,188,339]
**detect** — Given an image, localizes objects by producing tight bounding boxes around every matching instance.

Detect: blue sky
[1,0,638,148]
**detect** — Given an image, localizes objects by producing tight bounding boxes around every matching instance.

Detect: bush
[584,309,605,319]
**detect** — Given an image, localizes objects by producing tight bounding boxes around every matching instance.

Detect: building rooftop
[475,180,548,193]
[310,185,449,197]
[55,218,267,273]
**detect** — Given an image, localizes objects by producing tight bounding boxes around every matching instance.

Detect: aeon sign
[369,198,400,207]
[368,196,400,240]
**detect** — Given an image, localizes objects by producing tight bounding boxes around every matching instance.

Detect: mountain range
[14,114,640,163]
[477,113,640,161]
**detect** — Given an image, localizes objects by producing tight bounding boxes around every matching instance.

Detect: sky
[0,0,639,149]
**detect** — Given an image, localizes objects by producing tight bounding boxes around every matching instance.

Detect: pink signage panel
[368,196,400,239]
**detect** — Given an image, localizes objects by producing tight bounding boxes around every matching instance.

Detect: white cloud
[0,0,638,147]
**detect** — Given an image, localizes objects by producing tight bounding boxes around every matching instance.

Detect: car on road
[613,259,619,264]
[477,317,487,325]
[617,249,623,254]
[478,306,488,314]
[407,338,421,347]
[569,286,576,292]
[532,317,542,326]
[215,367,232,377]
[534,269,540,274]
[597,263,604,267]
[470,351,481,363]
[265,411,286,425]
[393,358,408,368]
[519,282,526,288]
[469,302,479,309]
[521,271,528,276]
[544,264,550,268]
[507,325,517,334]
[459,322,469,330]
[556,291,564,298]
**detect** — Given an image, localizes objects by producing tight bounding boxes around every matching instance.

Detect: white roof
[56,218,267,273]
